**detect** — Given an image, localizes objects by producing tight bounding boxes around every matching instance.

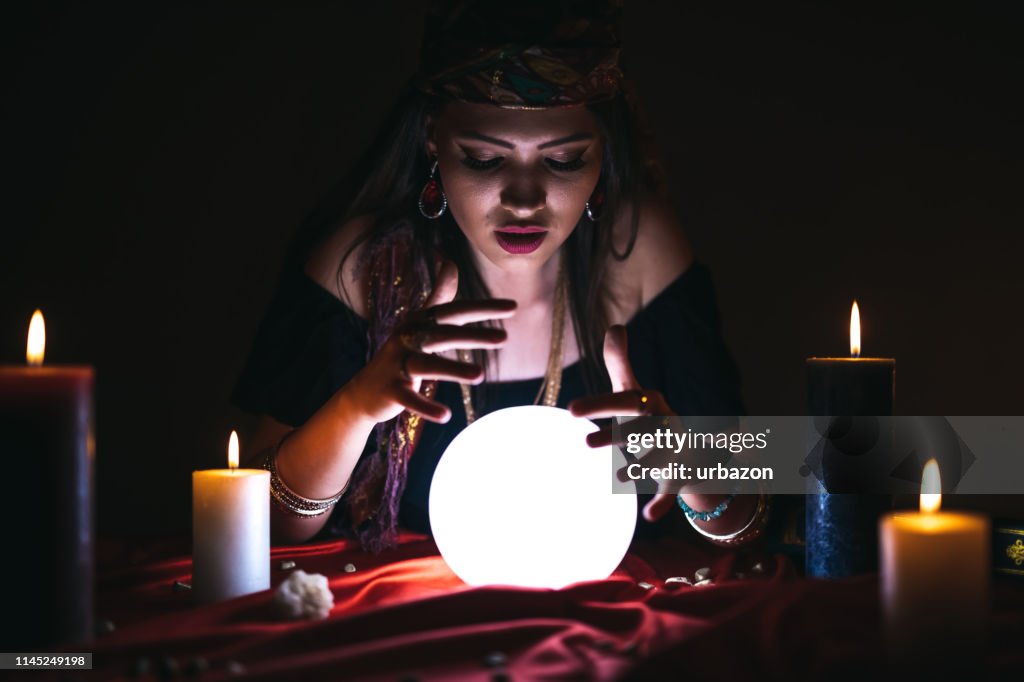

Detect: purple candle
[0,311,95,647]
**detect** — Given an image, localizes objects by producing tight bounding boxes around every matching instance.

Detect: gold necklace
[457,253,568,424]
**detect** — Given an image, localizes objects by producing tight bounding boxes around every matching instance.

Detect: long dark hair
[288,79,658,398]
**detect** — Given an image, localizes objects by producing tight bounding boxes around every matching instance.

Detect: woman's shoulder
[605,194,695,324]
[303,213,379,318]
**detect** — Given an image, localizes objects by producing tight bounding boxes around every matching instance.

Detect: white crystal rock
[273,570,334,620]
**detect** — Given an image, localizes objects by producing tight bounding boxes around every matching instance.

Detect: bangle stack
[684,494,771,547]
[263,436,349,518]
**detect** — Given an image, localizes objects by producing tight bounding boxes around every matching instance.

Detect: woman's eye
[545,156,587,172]
[460,154,502,171]
[459,153,586,172]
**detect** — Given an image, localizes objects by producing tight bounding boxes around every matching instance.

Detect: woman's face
[426,102,604,275]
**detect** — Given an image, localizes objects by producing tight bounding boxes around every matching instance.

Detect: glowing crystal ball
[428,405,637,589]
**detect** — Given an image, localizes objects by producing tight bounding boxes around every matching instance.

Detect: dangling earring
[585,186,605,221]
[418,160,447,219]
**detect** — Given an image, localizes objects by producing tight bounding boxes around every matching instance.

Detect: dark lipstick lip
[494,230,547,254]
[495,225,548,234]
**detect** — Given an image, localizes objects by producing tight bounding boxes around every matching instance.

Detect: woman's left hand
[567,324,678,522]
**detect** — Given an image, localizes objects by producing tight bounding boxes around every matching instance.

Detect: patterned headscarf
[416,0,624,108]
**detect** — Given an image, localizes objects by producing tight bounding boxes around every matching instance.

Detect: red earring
[585,186,605,221]
[418,161,447,219]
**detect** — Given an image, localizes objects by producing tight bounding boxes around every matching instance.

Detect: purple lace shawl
[343,221,437,553]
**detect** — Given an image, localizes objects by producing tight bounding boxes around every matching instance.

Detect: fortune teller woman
[232,2,770,552]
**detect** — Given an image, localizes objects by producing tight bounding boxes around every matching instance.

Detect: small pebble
[225,660,246,676]
[664,576,693,586]
[752,562,764,573]
[172,580,192,592]
[483,651,507,668]
[621,640,639,655]
[637,581,655,590]
[694,579,713,587]
[279,560,296,570]
[594,639,615,652]
[184,657,209,677]
[130,657,151,679]
[94,618,116,636]
[735,572,746,580]
[694,567,711,581]
[492,672,511,682]
[157,656,180,680]
[343,563,357,573]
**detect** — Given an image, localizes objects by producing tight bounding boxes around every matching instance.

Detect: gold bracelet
[263,433,349,518]
[686,494,771,546]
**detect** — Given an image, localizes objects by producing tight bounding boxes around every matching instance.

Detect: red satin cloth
[33,531,1024,681]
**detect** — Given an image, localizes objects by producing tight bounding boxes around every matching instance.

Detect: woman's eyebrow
[538,132,593,149]
[456,131,593,150]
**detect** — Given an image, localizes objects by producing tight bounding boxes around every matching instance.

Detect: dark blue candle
[805,302,894,578]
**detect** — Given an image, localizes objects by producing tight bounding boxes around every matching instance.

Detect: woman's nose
[499,175,546,217]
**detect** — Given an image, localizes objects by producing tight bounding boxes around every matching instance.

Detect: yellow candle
[192,431,270,603]
[879,459,989,668]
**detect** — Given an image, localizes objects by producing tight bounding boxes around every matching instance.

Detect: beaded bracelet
[676,493,735,522]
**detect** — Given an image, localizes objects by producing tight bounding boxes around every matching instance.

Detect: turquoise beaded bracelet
[676,493,735,522]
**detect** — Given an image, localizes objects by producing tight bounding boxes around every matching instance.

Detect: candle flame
[26,310,46,366]
[228,430,239,470]
[849,301,861,358]
[920,458,941,514]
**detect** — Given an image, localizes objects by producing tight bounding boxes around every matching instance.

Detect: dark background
[3,2,1022,537]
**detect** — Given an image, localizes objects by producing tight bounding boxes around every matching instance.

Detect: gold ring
[636,390,651,415]
[399,329,426,352]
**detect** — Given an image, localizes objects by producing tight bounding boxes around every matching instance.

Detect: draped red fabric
[21,531,1024,681]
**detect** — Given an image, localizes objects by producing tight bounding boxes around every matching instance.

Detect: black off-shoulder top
[232,262,744,538]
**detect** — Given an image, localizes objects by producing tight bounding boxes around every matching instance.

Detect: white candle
[880,459,989,668]
[192,431,270,603]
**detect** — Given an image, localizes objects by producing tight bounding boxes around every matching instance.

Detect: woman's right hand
[343,261,516,425]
